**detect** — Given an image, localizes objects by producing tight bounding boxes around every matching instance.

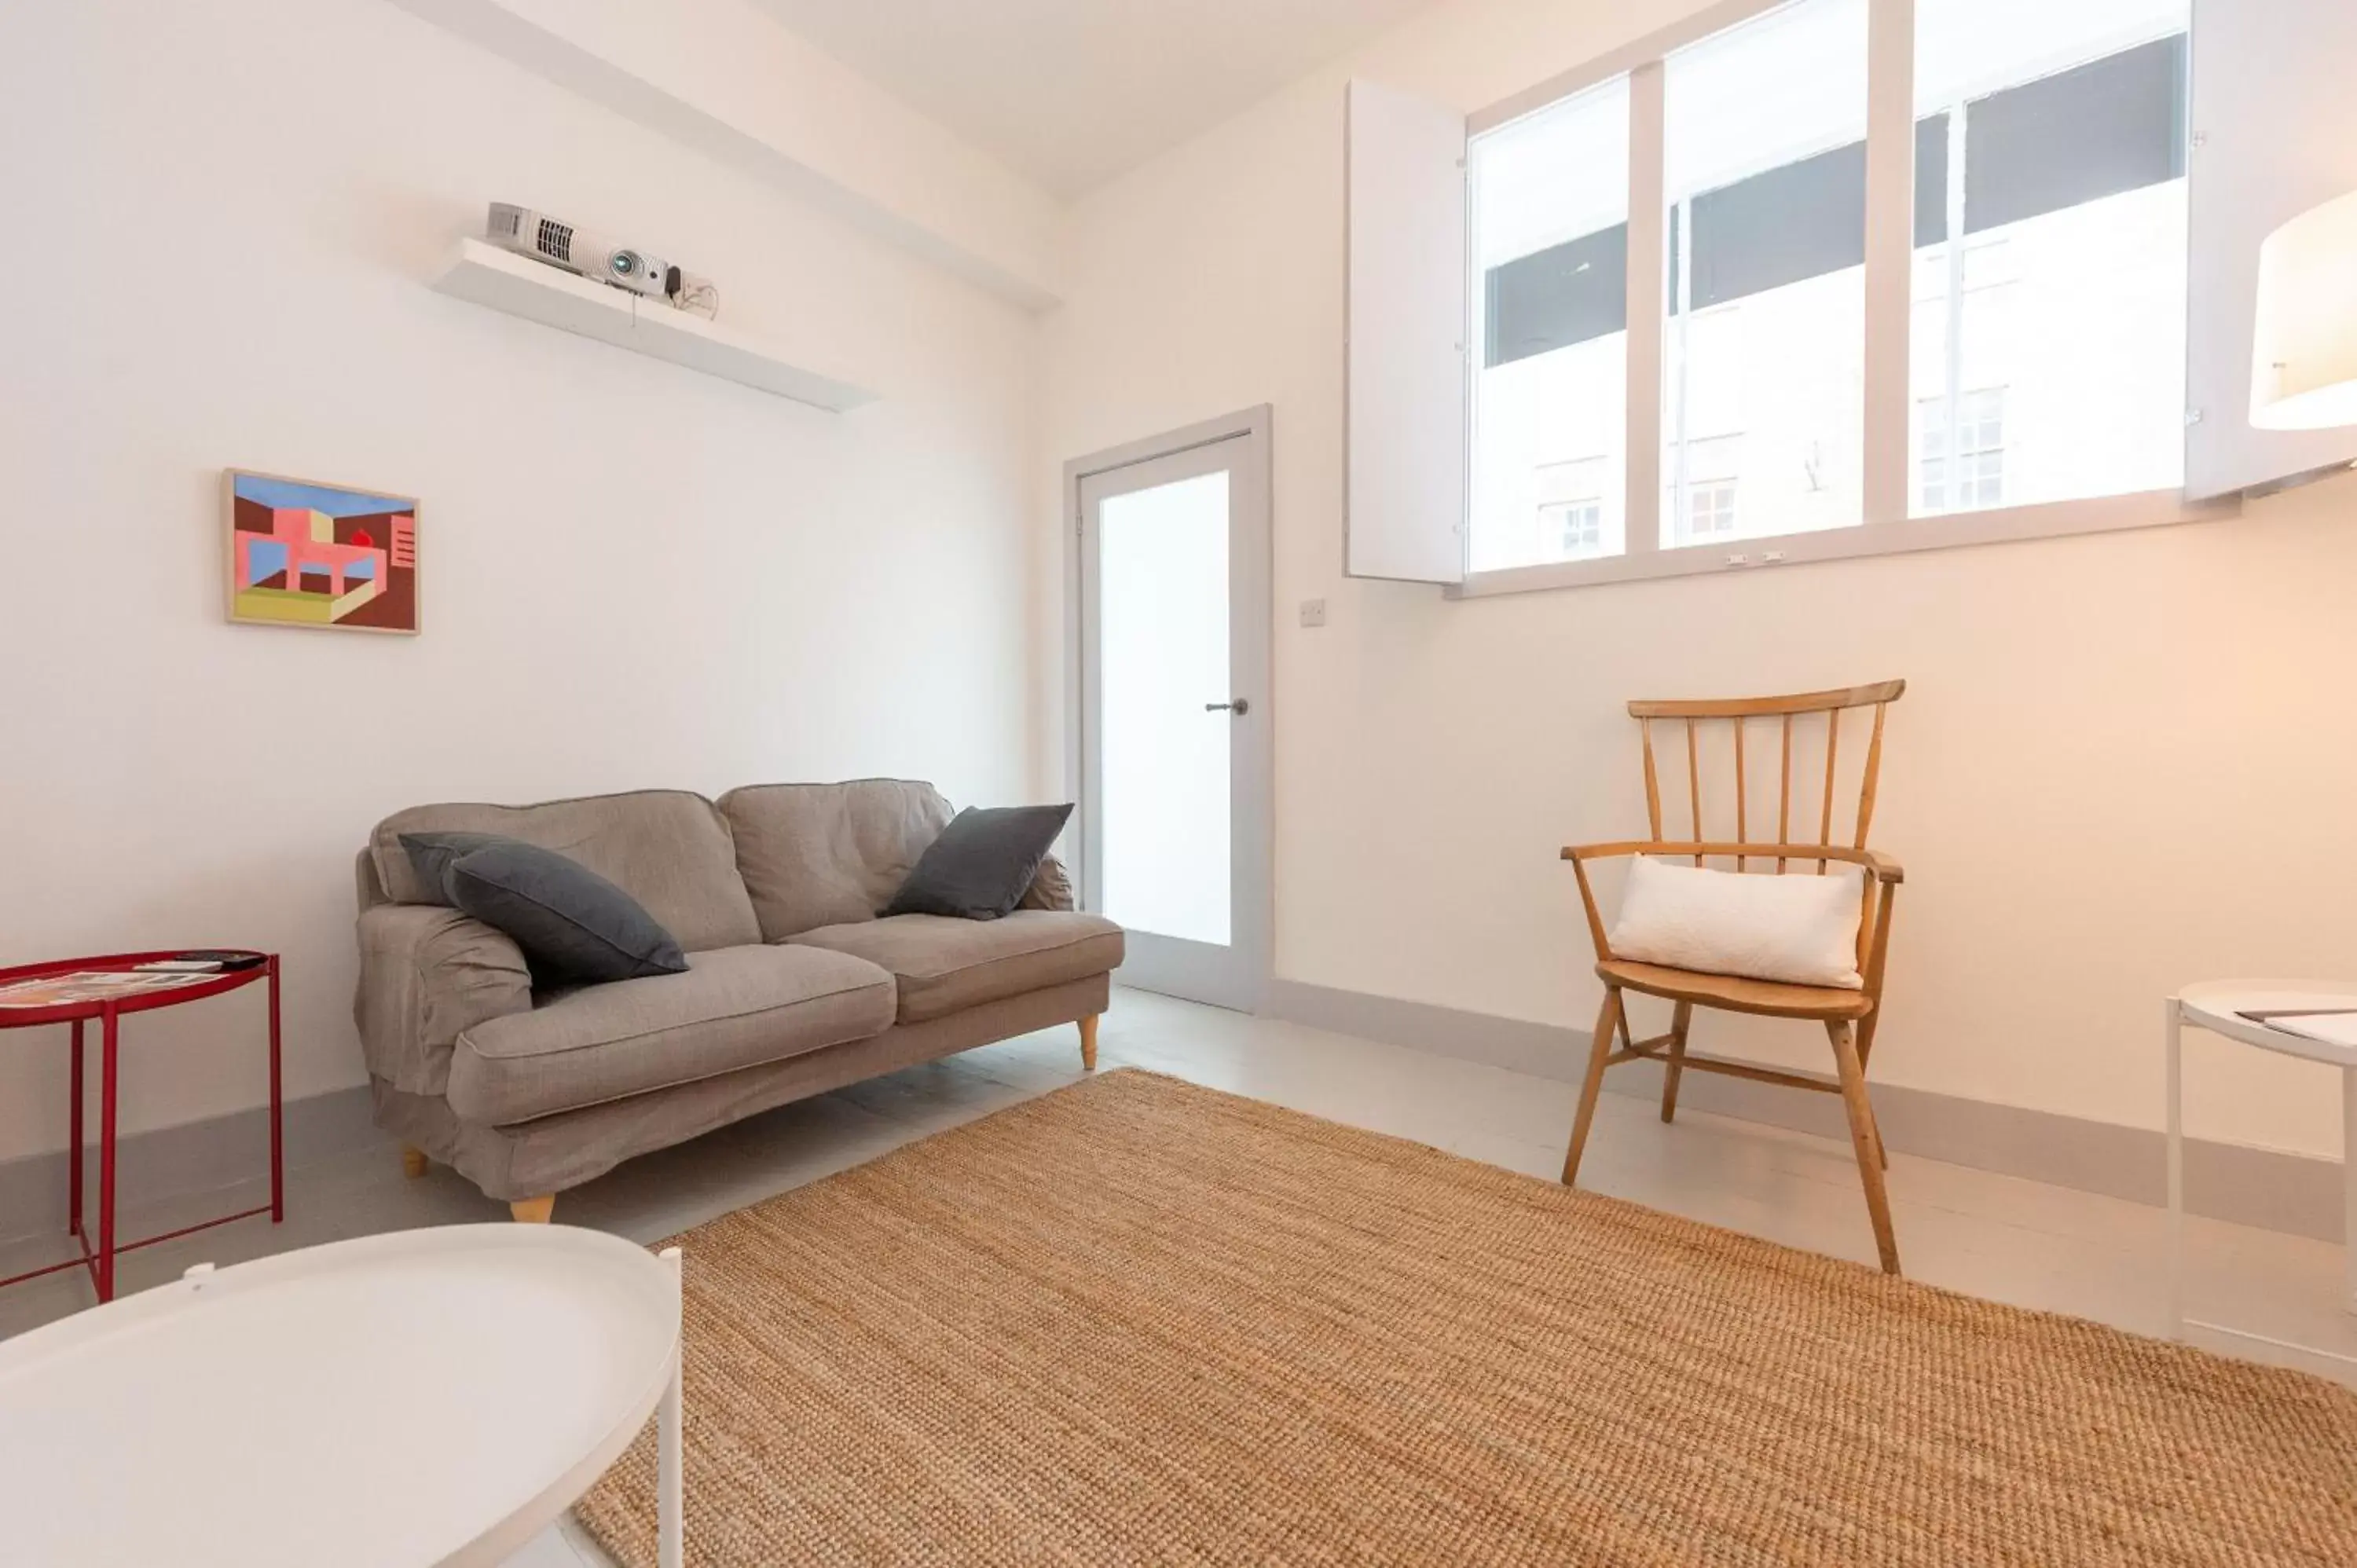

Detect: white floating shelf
[431,238,877,412]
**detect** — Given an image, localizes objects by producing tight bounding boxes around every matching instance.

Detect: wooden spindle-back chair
[1560,680,1908,1273]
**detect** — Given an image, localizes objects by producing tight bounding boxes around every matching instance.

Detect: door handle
[1205,698,1251,716]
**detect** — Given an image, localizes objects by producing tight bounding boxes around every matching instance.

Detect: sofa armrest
[1019,853,1076,912]
[354,904,533,1098]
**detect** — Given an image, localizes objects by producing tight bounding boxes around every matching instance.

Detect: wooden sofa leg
[1079,1013,1100,1072]
[400,1145,428,1179]
[510,1195,555,1224]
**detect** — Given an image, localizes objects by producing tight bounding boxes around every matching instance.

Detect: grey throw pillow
[885,804,1076,921]
[398,830,506,905]
[401,833,689,984]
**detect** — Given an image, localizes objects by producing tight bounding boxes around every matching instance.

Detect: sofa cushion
[788,911,1124,1024]
[446,944,894,1125]
[370,790,761,954]
[720,780,955,940]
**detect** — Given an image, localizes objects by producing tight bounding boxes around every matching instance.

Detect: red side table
[0,951,282,1302]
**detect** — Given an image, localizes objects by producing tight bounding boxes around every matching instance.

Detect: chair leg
[400,1145,428,1179]
[1856,1010,1890,1167]
[1561,987,1624,1187]
[1659,1001,1695,1123]
[1825,1020,1900,1275]
[1078,1013,1100,1072]
[510,1195,555,1224]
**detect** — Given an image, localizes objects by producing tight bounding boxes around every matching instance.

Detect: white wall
[1042,0,2357,1160]
[385,0,1065,306]
[0,0,1040,1160]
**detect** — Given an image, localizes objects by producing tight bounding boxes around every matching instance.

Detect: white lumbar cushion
[1607,856,1866,989]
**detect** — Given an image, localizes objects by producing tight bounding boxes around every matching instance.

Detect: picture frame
[223,468,420,635]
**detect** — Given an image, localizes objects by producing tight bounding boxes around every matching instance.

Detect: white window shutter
[1346,79,1467,583]
[2185,0,2357,500]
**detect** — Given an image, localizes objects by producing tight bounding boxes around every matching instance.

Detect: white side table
[0,1224,684,1567]
[2167,980,2357,1363]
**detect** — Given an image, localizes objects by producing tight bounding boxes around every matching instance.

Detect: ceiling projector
[484,203,719,319]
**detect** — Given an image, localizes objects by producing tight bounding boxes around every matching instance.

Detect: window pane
[1662,0,1868,548]
[1468,76,1630,572]
[1911,0,2189,516]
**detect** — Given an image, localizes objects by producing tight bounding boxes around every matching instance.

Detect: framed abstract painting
[224,470,419,634]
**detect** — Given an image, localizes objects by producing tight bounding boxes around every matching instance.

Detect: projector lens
[611,254,637,276]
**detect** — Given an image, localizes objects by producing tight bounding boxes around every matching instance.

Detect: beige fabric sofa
[353,781,1120,1220]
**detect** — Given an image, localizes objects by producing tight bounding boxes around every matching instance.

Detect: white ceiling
[748,0,1434,198]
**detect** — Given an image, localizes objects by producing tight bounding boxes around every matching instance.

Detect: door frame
[1063,405,1274,1012]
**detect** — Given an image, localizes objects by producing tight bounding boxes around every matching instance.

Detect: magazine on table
[2234,1006,2357,1049]
[0,971,215,1008]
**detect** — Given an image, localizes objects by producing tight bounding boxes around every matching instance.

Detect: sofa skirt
[371,972,1111,1200]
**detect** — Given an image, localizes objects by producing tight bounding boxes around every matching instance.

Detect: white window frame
[1450,0,2237,602]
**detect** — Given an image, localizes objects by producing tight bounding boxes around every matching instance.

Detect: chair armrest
[1563,840,1901,882]
[1019,853,1076,912]
[354,904,533,1098]
[1560,840,1662,864]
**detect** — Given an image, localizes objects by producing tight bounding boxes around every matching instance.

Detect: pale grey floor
[5,986,2352,1566]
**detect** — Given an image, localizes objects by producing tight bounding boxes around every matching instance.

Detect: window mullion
[1861,0,1918,527]
[1939,102,1968,515]
[1670,195,1692,547]
[1624,60,1666,559]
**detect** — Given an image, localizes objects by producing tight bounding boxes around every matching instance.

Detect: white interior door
[1072,408,1271,1012]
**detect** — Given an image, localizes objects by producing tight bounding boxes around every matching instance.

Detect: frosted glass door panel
[1098,472,1231,945]
[1075,409,1268,1012]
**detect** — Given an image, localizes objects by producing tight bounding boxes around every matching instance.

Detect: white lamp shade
[2252,188,2357,430]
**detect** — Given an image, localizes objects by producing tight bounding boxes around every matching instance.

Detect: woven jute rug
[577,1068,2357,1566]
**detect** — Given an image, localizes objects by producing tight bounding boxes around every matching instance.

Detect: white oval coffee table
[2167,980,2357,1367]
[0,1224,683,1567]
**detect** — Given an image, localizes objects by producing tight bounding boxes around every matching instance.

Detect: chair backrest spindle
[1777,715,1794,872]
[1732,718,1748,870]
[1856,702,1889,849]
[1818,710,1841,873]
[1684,719,1703,866]
[1640,718,1663,839]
